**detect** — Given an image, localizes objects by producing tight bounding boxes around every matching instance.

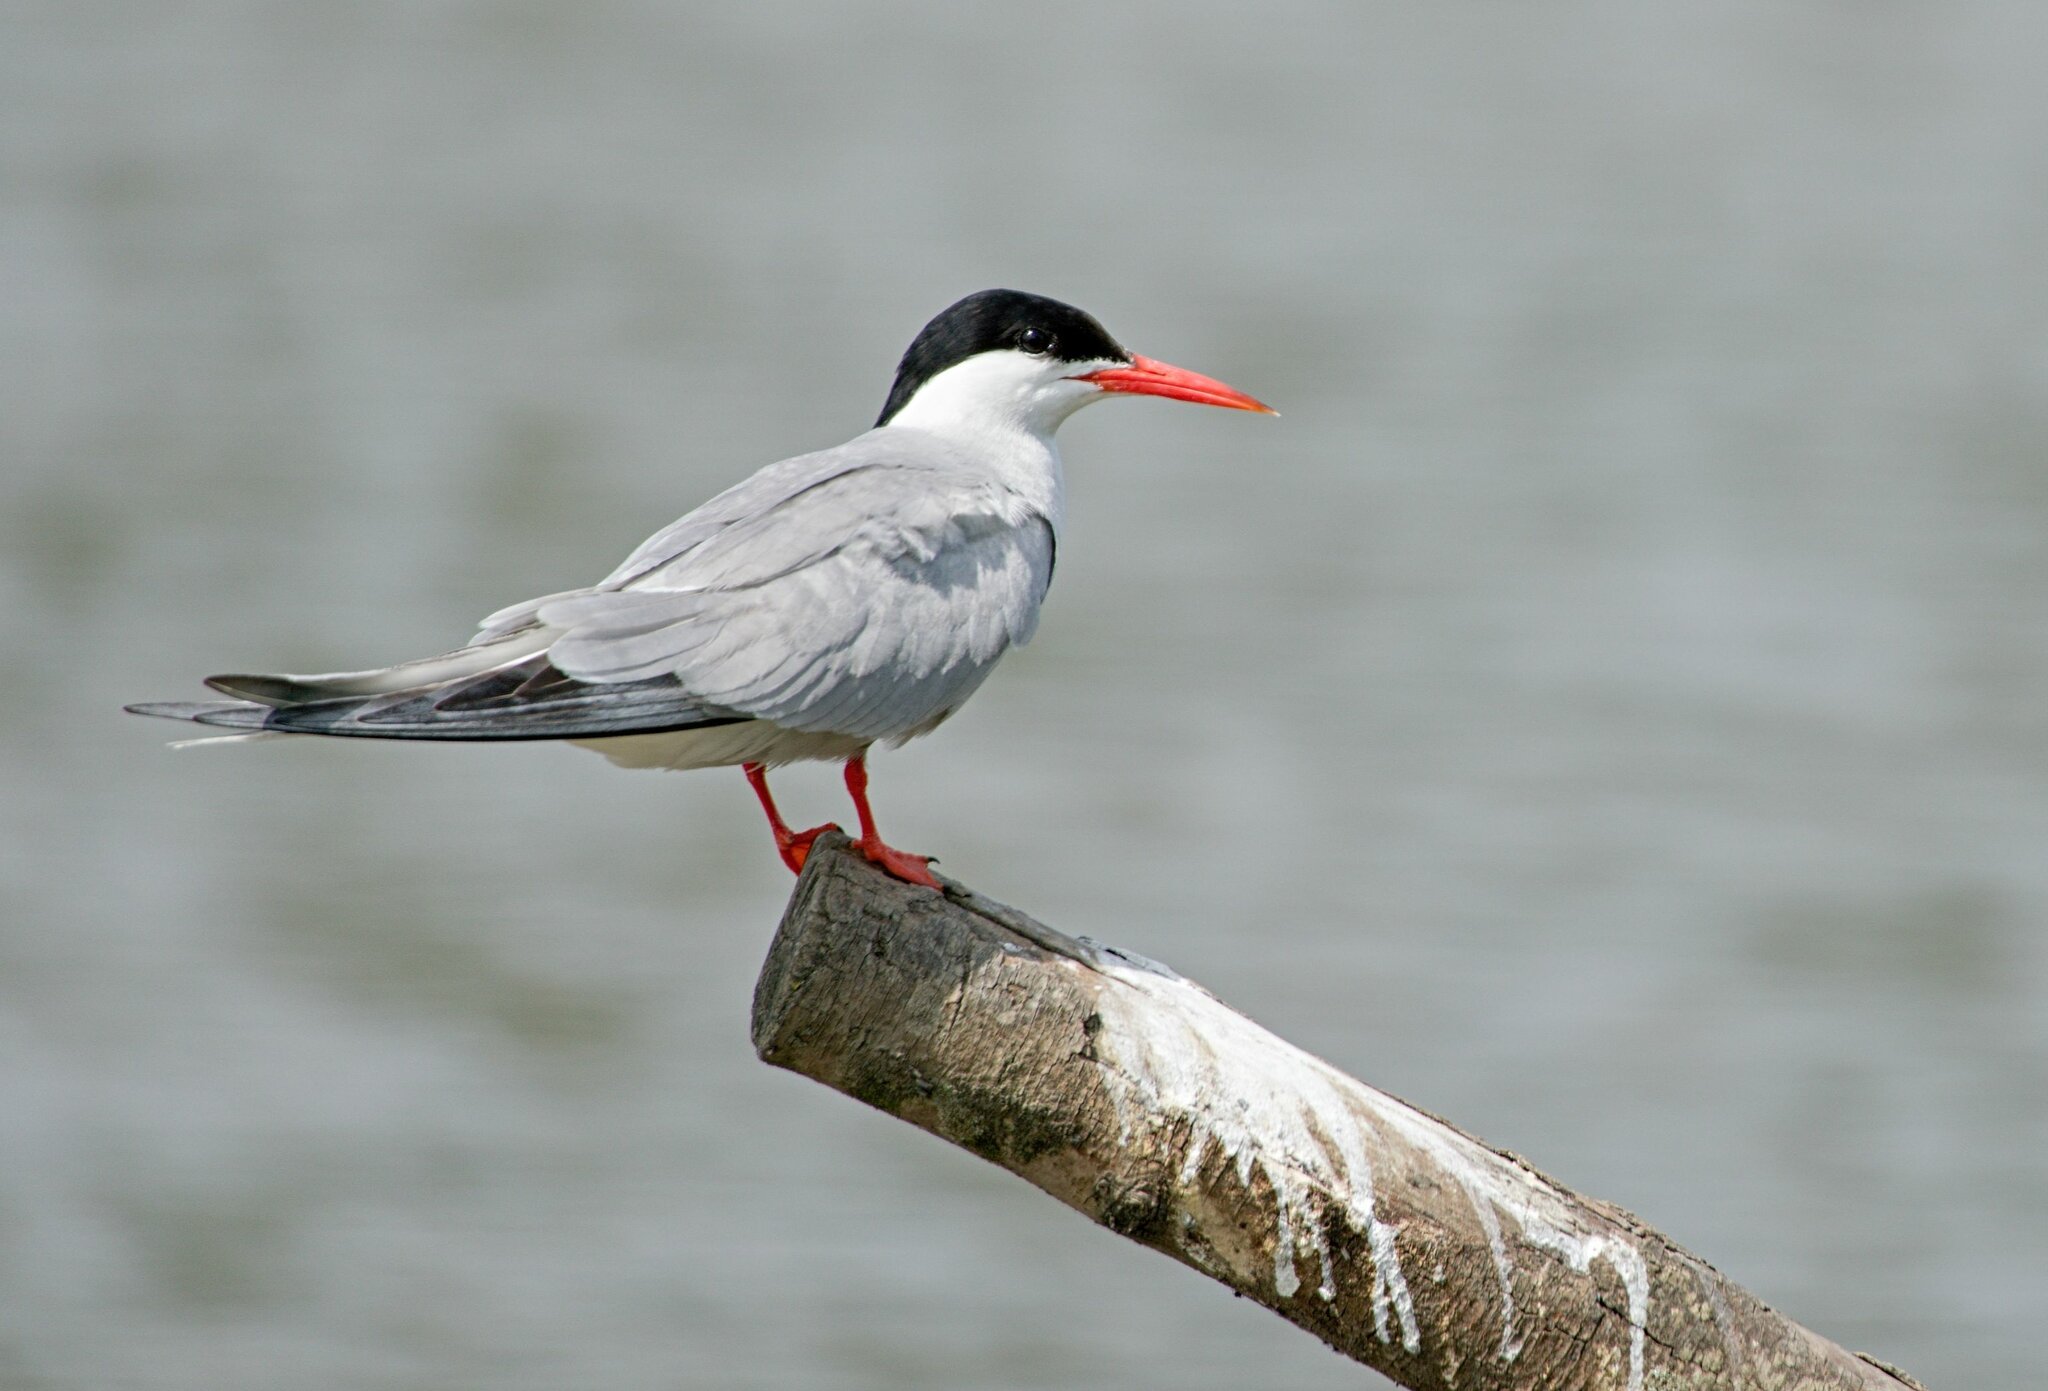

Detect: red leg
[743,762,839,875]
[843,755,940,888]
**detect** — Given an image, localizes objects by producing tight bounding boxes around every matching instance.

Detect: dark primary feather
[125,700,274,730]
[126,657,748,742]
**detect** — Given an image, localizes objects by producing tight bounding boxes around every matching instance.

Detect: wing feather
[133,656,746,741]
[136,427,1058,753]
[513,429,1058,742]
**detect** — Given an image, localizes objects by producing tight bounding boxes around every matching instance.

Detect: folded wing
[132,428,1057,750]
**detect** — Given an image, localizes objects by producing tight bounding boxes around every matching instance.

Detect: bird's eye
[1018,327,1054,355]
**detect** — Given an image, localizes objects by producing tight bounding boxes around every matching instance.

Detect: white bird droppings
[1085,957,1649,1384]
[1092,961,1421,1352]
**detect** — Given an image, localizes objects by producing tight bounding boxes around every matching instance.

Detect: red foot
[855,836,940,889]
[745,762,841,877]
[842,754,940,890]
[776,822,841,875]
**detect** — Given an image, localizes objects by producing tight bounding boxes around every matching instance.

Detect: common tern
[129,289,1273,887]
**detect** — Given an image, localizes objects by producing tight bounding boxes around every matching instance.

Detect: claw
[856,837,940,889]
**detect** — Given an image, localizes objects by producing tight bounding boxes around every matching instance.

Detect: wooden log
[752,835,1926,1391]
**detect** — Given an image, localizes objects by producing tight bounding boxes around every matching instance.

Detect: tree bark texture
[752,835,1925,1391]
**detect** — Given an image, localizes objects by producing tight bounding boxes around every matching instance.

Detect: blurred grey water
[5,4,2046,1387]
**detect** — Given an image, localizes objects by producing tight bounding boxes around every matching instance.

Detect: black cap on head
[876,289,1131,425]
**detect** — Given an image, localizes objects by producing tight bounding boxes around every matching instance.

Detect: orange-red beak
[1072,354,1275,414]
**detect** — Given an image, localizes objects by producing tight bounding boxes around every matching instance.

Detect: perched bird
[128,289,1272,887]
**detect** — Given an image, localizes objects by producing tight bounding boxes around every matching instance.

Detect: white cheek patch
[884,352,1108,437]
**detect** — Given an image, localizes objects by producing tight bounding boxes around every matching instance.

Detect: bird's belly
[572,720,872,771]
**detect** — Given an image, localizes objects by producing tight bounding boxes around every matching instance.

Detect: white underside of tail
[572,720,871,771]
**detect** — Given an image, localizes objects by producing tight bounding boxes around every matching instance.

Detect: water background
[6,5,2046,1387]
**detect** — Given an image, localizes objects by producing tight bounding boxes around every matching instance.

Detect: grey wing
[545,493,1054,741]
[131,432,1051,746]
[474,437,891,641]
[512,433,1059,742]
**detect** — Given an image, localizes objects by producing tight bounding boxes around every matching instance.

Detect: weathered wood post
[752,835,1925,1391]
